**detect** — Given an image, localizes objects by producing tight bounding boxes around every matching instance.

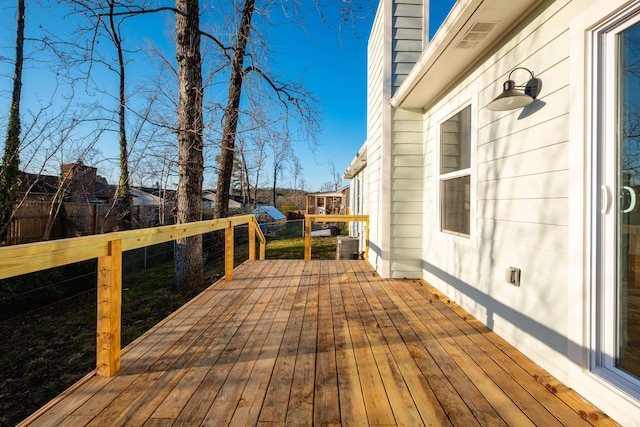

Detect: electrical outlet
[505,267,521,286]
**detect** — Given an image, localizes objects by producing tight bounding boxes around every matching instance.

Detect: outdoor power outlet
[505,267,521,286]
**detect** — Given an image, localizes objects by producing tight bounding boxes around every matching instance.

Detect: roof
[391,0,539,109]
[306,189,347,198]
[252,206,286,221]
[19,172,59,194]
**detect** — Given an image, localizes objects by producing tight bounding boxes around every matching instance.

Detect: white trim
[378,0,394,278]
[432,88,478,247]
[422,0,430,48]
[568,0,640,423]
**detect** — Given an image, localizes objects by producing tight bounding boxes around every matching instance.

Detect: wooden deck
[21,260,617,426]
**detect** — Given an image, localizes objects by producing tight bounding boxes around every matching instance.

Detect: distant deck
[21,260,616,426]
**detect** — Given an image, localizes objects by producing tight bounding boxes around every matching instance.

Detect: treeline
[0,1,369,292]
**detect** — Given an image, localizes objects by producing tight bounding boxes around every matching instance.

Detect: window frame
[594,5,640,396]
[436,103,475,241]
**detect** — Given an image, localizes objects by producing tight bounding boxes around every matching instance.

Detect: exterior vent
[456,21,498,49]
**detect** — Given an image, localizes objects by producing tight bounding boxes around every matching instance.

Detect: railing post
[365,217,369,261]
[249,219,256,262]
[304,216,312,262]
[97,239,122,377]
[225,222,234,281]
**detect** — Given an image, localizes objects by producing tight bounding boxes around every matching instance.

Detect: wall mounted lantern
[486,67,542,111]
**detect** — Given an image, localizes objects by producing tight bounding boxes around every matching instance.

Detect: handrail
[0,214,264,280]
[0,214,266,377]
[304,214,369,262]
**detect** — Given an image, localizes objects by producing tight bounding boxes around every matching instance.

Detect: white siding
[421,0,590,385]
[356,0,640,422]
[349,167,368,253]
[366,5,387,273]
[390,107,423,278]
[362,0,426,278]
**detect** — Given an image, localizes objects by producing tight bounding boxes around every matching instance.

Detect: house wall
[356,0,640,421]
[349,166,368,253]
[61,163,97,202]
[366,4,389,273]
[421,0,582,383]
[389,0,425,278]
[132,191,162,206]
[366,0,425,277]
[391,0,427,91]
[390,107,424,278]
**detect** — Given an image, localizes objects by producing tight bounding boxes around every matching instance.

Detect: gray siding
[391,0,425,93]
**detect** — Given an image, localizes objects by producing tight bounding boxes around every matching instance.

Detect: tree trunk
[109,1,131,229]
[242,150,252,207]
[214,0,255,220]
[0,0,25,243]
[174,0,204,291]
[252,167,260,210]
[272,165,277,207]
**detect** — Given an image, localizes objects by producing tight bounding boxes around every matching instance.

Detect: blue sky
[0,1,456,192]
[266,1,456,190]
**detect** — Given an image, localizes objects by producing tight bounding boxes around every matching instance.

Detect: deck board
[20,260,618,426]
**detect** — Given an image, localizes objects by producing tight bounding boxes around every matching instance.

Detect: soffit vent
[455,21,498,49]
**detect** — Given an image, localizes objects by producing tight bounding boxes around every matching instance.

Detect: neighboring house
[17,164,115,203]
[131,186,177,207]
[202,190,243,211]
[11,166,178,242]
[305,187,350,215]
[18,172,60,202]
[131,188,164,206]
[344,0,640,423]
[60,162,114,203]
[129,187,175,227]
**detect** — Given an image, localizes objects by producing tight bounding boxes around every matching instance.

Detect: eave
[391,0,542,110]
[343,143,368,179]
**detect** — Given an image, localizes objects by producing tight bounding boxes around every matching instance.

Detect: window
[439,105,471,237]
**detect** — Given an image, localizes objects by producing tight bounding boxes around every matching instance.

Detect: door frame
[568,0,640,419]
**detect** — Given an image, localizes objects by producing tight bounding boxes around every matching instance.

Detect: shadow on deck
[21,260,616,426]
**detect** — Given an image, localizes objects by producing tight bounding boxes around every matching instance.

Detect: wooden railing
[0,214,266,377]
[304,214,369,262]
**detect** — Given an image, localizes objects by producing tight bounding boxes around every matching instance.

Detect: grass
[0,261,203,427]
[266,236,337,259]
[0,234,338,426]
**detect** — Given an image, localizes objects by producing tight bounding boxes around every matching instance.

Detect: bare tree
[319,181,335,192]
[214,0,256,219]
[269,135,291,207]
[0,0,25,243]
[64,0,154,228]
[212,0,343,220]
[174,0,204,290]
[107,0,132,227]
[291,156,302,190]
[328,159,342,191]
[290,155,304,209]
[248,132,268,209]
[236,140,250,206]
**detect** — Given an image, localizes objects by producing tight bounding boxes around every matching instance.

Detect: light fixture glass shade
[486,80,534,111]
